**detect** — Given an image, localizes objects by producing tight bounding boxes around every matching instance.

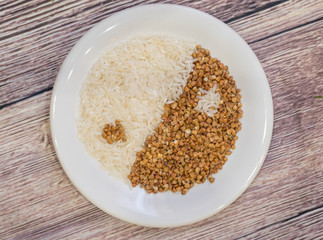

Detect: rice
[78,34,196,181]
[195,84,221,117]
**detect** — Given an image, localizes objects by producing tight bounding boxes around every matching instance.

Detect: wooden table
[1,0,322,239]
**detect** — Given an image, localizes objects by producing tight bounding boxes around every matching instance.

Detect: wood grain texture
[230,0,323,43]
[1,0,323,239]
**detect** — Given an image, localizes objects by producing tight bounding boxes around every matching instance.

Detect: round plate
[50,4,273,227]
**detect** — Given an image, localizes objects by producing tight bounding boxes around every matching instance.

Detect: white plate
[50,4,273,227]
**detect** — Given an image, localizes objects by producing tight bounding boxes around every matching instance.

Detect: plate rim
[50,3,274,227]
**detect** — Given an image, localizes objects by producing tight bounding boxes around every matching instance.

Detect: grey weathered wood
[230,0,323,43]
[1,0,323,239]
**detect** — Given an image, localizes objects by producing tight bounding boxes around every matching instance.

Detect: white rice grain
[78,34,196,181]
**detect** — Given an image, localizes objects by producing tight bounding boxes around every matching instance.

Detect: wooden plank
[230,0,323,43]
[0,19,322,239]
[241,206,323,239]
[0,0,303,107]
[0,0,282,38]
